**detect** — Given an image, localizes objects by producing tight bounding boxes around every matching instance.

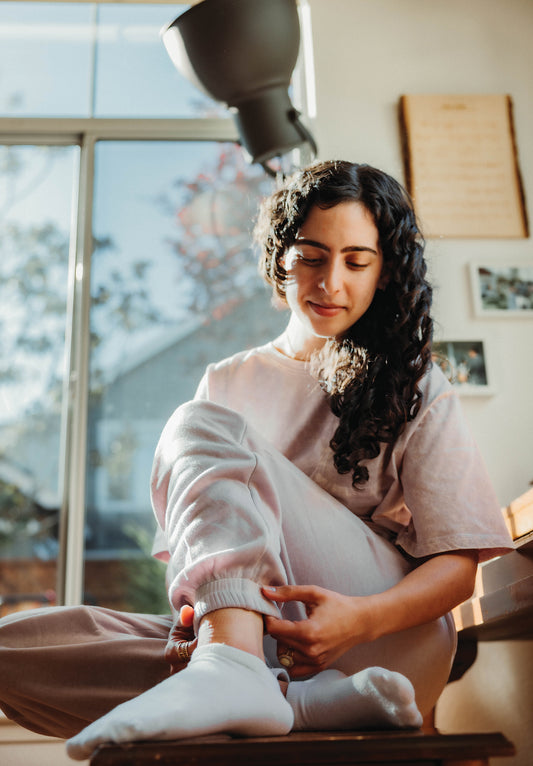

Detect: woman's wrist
[347,551,478,646]
[346,593,387,646]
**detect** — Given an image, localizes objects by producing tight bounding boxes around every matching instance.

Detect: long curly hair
[254,160,433,487]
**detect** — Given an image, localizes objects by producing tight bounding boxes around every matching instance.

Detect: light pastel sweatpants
[0,400,456,738]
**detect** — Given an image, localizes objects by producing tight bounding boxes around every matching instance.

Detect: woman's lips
[308,301,345,317]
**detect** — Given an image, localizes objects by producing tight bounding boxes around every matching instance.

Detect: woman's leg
[66,606,295,759]
[152,400,455,716]
[0,605,171,738]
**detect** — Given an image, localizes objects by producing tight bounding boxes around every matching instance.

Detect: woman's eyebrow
[294,237,379,256]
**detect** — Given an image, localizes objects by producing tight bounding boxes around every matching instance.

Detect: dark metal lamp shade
[161,0,316,166]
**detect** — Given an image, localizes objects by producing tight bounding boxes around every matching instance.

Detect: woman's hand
[165,605,198,675]
[262,584,368,677]
[262,551,478,678]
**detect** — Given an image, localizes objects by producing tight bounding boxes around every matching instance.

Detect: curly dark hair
[254,159,433,487]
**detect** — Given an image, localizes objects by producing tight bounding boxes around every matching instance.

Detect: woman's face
[283,201,385,346]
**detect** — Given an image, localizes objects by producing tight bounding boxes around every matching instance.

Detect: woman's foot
[66,643,293,760]
[286,667,423,731]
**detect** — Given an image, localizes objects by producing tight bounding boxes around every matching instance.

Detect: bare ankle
[198,608,265,660]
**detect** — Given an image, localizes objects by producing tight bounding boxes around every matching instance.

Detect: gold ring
[278,648,294,669]
[176,641,191,663]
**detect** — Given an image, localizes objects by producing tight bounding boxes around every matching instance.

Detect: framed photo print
[470,263,533,316]
[432,339,494,395]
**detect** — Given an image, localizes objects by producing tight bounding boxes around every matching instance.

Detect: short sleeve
[396,389,514,562]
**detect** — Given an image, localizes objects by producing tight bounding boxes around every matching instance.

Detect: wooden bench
[90,729,515,766]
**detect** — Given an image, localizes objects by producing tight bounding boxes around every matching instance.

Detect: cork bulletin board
[400,94,528,238]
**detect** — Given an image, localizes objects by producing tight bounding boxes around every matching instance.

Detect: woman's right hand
[165,605,198,674]
[262,584,367,677]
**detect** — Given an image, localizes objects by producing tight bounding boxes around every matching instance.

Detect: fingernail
[263,586,276,592]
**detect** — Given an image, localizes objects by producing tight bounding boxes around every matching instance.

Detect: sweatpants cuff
[194,578,281,632]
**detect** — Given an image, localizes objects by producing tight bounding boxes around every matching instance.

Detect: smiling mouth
[308,301,345,317]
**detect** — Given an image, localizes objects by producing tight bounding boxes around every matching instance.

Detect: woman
[0,161,512,760]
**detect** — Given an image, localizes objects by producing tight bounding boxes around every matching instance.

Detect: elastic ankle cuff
[194,578,280,632]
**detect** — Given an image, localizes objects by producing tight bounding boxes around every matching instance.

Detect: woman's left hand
[262,584,368,677]
[165,605,198,675]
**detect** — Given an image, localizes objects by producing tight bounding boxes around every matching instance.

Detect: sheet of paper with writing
[400,94,528,238]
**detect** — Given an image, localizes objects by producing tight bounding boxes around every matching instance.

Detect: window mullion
[58,132,95,606]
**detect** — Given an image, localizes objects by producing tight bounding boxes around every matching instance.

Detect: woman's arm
[262,549,478,678]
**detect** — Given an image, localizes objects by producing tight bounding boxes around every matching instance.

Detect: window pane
[93,4,226,118]
[0,3,94,117]
[87,141,286,612]
[0,144,77,615]
[0,2,227,118]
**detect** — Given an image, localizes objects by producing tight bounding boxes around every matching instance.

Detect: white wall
[308,0,533,508]
[307,2,532,764]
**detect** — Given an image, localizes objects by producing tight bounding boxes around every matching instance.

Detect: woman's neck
[273,316,328,362]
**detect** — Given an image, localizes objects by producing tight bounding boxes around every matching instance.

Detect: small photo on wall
[470,263,533,316]
[432,340,494,395]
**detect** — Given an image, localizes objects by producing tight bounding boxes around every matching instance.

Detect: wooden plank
[90,731,515,766]
[503,488,533,541]
[455,573,533,640]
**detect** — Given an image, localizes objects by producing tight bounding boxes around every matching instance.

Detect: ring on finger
[278,647,295,669]
[176,640,191,663]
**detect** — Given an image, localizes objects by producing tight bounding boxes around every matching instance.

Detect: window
[0,2,312,615]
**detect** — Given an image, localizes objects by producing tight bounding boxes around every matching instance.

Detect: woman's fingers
[264,615,309,650]
[275,636,330,677]
[262,584,322,605]
[179,604,195,627]
[165,611,197,673]
[264,584,357,674]
[266,615,329,668]
[276,644,317,678]
[164,635,198,673]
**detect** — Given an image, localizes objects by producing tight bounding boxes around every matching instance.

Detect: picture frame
[432,339,495,395]
[399,93,528,239]
[469,262,533,316]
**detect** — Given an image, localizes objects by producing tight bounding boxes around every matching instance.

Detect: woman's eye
[300,256,322,265]
[347,262,369,270]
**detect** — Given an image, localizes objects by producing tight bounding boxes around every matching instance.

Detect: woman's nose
[318,262,342,294]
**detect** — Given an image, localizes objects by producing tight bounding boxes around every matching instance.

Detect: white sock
[66,644,293,761]
[286,667,423,731]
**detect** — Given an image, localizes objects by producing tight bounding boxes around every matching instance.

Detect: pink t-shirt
[194,342,513,562]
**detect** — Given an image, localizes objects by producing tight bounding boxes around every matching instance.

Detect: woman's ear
[377,267,390,290]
